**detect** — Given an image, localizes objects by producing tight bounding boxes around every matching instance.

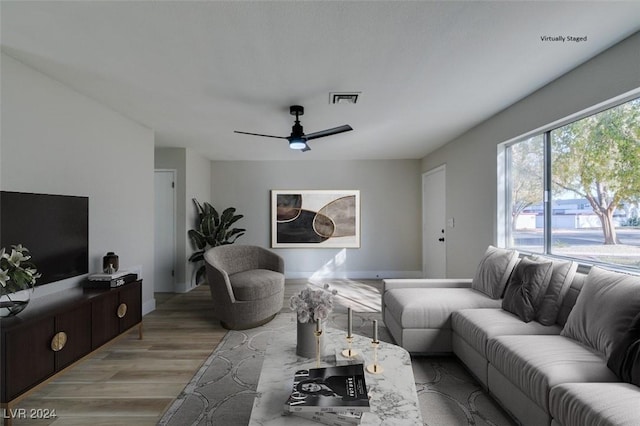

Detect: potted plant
[188,199,246,285]
[0,244,41,317]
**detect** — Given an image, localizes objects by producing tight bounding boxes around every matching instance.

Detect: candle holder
[341,336,358,358]
[314,329,323,368]
[366,340,384,374]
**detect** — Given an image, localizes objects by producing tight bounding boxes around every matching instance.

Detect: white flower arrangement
[0,244,41,296]
[290,284,338,323]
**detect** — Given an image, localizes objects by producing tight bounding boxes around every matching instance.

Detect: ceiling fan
[234,105,353,152]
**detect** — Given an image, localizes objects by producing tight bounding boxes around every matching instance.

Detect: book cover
[284,364,370,413]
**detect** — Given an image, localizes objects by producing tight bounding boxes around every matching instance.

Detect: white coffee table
[249,314,422,425]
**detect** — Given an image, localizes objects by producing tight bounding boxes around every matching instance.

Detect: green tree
[551,99,640,244]
[510,136,544,232]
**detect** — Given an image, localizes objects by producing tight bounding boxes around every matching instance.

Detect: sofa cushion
[531,256,578,326]
[607,311,640,386]
[561,266,640,358]
[501,257,553,322]
[230,269,285,301]
[452,309,561,358]
[384,288,501,329]
[486,335,618,411]
[471,246,519,299]
[550,382,640,426]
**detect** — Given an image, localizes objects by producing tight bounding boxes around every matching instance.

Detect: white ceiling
[2,1,639,161]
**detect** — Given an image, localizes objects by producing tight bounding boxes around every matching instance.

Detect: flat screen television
[1,191,89,286]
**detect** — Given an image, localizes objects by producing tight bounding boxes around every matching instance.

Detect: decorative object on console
[102,251,119,273]
[290,285,337,357]
[272,189,360,248]
[188,198,245,285]
[0,245,41,317]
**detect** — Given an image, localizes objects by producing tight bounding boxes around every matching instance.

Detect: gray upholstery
[382,261,640,426]
[204,245,284,330]
[550,382,640,426]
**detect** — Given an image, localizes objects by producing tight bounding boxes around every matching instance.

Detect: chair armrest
[382,278,473,294]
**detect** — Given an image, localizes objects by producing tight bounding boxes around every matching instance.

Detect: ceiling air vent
[330,92,360,104]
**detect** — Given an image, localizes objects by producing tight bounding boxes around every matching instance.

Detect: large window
[502,97,640,270]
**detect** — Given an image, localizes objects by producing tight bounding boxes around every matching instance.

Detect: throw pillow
[607,312,640,386]
[561,266,640,359]
[501,257,554,322]
[471,246,519,299]
[531,255,578,326]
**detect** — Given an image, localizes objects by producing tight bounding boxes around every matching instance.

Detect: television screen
[1,191,89,286]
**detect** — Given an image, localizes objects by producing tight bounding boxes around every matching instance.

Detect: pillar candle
[373,319,378,342]
[347,307,353,338]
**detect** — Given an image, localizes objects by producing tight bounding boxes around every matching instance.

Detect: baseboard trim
[285,270,423,280]
[142,298,156,316]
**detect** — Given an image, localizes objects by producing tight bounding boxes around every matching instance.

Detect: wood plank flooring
[8,285,225,426]
[7,279,382,425]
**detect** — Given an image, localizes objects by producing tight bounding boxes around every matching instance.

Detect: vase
[103,252,119,273]
[0,289,32,318]
[296,319,325,358]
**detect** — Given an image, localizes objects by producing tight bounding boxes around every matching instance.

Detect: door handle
[438,237,445,242]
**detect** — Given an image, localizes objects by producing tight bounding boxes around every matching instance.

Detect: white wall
[155,147,211,292]
[211,160,422,279]
[1,53,156,314]
[422,32,640,277]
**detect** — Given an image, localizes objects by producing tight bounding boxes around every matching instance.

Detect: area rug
[158,311,514,426]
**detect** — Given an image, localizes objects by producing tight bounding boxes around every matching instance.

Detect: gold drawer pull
[51,332,67,352]
[117,303,128,318]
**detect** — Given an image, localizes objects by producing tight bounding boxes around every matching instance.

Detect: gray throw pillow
[531,255,578,326]
[501,257,554,322]
[471,245,519,299]
[561,266,640,359]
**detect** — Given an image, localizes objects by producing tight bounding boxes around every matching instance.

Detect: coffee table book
[284,364,370,413]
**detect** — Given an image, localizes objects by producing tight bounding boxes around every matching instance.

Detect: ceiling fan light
[289,139,306,150]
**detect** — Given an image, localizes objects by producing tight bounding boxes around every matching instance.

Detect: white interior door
[154,170,176,292]
[422,165,447,277]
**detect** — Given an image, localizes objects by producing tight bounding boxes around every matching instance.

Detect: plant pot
[296,319,325,358]
[0,289,32,318]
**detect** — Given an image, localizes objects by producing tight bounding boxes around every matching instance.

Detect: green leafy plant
[188,199,246,284]
[1,245,41,296]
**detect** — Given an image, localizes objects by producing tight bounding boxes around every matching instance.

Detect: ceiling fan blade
[301,144,311,152]
[234,130,288,140]
[303,125,353,141]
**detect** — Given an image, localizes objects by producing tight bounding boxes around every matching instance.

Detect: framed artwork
[271,190,360,248]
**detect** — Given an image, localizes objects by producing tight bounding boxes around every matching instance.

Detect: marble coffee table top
[249,314,422,425]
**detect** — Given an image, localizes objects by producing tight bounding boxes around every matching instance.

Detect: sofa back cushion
[501,257,554,322]
[531,256,578,326]
[561,267,640,359]
[471,246,519,299]
[557,272,586,327]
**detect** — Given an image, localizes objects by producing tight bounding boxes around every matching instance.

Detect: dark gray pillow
[471,246,519,299]
[531,255,578,326]
[561,267,640,358]
[607,312,640,386]
[501,257,554,323]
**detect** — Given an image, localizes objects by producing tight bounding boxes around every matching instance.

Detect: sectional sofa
[382,246,640,426]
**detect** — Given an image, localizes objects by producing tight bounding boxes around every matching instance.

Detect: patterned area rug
[158,310,514,426]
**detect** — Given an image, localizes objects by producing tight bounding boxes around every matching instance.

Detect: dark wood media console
[0,280,142,414]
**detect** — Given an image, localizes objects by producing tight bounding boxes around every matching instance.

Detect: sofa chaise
[382,246,640,426]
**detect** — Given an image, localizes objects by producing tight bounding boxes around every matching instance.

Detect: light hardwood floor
[9,285,225,426]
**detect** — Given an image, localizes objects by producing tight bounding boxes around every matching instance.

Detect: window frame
[497,88,640,273]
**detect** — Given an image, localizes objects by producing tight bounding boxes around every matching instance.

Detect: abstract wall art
[271,190,360,248]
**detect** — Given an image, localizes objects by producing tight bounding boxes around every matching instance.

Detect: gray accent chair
[204,245,285,330]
